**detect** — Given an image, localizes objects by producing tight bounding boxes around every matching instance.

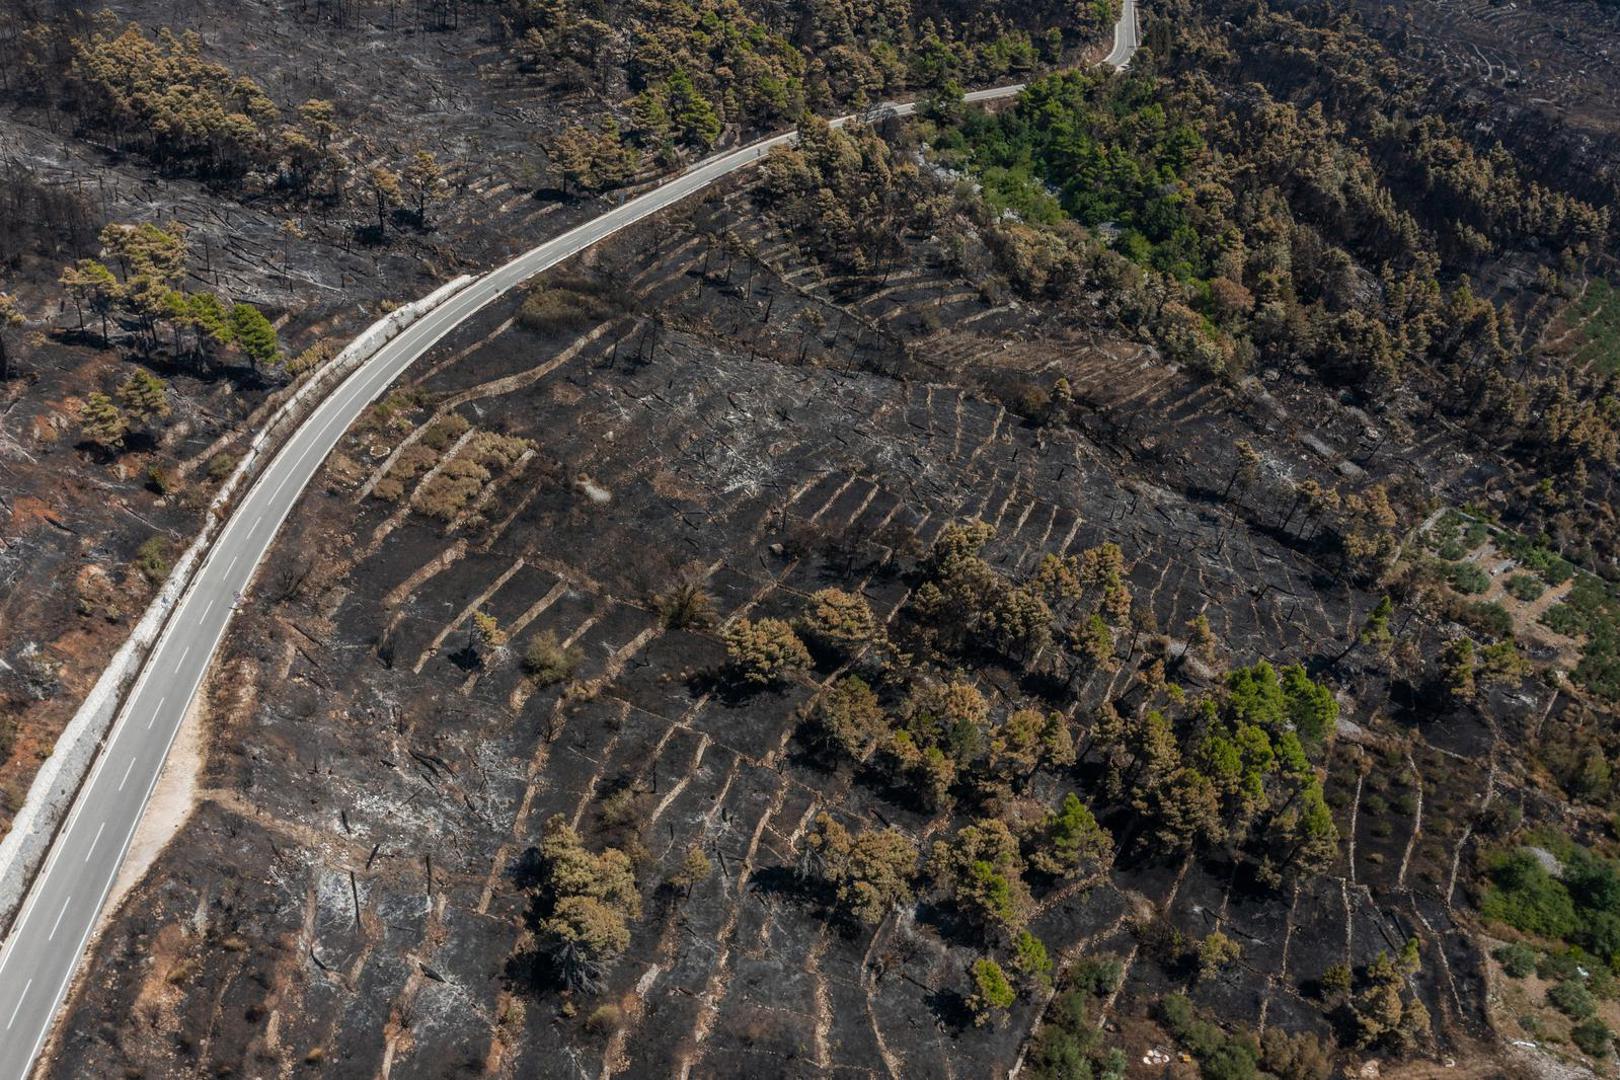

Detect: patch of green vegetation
[930,68,1208,280]
[1430,510,1618,701]
[1493,941,1538,978]
[1573,1017,1614,1058]
[1025,960,1125,1080]
[1448,562,1491,595]
[1543,604,1584,636]
[1497,532,1578,586]
[1461,601,1514,640]
[1427,514,1468,560]
[1481,840,1620,966]
[1549,978,1597,1020]
[1537,576,1620,702]
[134,536,171,585]
[1566,278,1620,377]
[1160,994,1261,1080]
[206,452,237,483]
[519,277,621,335]
[524,630,583,686]
[1506,574,1547,602]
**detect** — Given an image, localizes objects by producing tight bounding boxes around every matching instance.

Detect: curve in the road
[0,6,1137,1074]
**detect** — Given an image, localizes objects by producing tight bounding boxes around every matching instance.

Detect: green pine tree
[228,303,279,369]
[80,391,128,449]
[116,369,171,422]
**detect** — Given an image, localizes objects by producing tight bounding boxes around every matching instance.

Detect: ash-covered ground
[44,184,1544,1078]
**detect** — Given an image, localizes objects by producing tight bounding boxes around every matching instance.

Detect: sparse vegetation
[19,0,1620,1073]
[720,617,811,687]
[524,631,582,686]
[133,536,171,585]
[516,815,641,994]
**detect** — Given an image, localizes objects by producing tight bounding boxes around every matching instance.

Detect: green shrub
[1486,841,1620,968]
[145,464,173,494]
[134,536,172,585]
[1259,1029,1332,1080]
[1070,956,1122,998]
[1431,510,1463,546]
[1202,1041,1260,1080]
[1542,603,1586,637]
[523,630,581,686]
[1513,542,1577,586]
[1480,849,1578,940]
[1448,562,1491,595]
[1506,574,1546,602]
[585,1003,623,1035]
[419,414,471,452]
[1550,978,1597,1020]
[206,452,238,482]
[1537,948,1587,983]
[1026,985,1124,1080]
[1461,601,1514,639]
[1493,942,1537,978]
[1160,994,1259,1080]
[1572,1017,1613,1058]
[1590,964,1619,1001]
[1161,994,1224,1059]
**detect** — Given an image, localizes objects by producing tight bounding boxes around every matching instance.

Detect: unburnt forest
[18,0,1620,1076]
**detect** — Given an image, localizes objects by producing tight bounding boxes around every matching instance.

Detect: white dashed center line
[6,980,30,1029]
[118,758,137,791]
[85,821,106,862]
[47,897,72,942]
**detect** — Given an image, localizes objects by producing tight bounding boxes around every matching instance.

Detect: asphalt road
[1105,0,1141,68]
[0,9,1137,1074]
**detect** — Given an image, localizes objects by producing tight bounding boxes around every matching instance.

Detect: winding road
[0,5,1138,1073]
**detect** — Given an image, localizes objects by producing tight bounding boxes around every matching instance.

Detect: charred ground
[43,171,1567,1076]
[14,0,1620,1076]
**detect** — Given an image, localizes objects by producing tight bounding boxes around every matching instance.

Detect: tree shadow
[912,899,988,953]
[925,986,975,1035]
[748,864,823,906]
[504,942,568,997]
[507,845,546,894]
